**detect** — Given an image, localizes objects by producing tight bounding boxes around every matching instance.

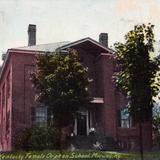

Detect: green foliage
[114,23,160,122]
[153,103,160,147]
[14,128,31,151]
[27,126,55,150]
[31,50,91,127]
[14,126,59,151]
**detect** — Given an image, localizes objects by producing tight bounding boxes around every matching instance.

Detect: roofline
[0,49,10,81]
[0,37,115,80]
[11,37,115,54]
[0,48,68,81]
[10,48,45,53]
[0,49,40,81]
[16,41,70,48]
[58,37,115,53]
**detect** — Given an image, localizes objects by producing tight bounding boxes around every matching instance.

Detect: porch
[73,97,104,136]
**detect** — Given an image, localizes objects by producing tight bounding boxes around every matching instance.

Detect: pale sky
[0,0,160,102]
[1,0,160,63]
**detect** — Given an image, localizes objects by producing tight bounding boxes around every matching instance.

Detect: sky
[1,0,160,62]
[0,0,159,102]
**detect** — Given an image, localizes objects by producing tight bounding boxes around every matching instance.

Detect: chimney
[99,33,108,48]
[28,24,36,46]
[1,51,6,61]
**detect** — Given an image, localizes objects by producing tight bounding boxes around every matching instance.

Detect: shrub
[14,126,59,151]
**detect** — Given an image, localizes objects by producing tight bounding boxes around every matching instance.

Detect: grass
[1,150,160,160]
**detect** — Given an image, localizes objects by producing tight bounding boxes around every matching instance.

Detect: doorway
[77,113,87,135]
[74,110,90,136]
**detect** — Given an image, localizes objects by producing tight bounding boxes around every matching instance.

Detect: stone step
[71,135,117,150]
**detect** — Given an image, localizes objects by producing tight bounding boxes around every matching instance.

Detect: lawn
[1,151,160,160]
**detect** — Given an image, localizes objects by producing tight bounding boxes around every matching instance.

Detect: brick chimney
[28,24,36,46]
[99,33,108,48]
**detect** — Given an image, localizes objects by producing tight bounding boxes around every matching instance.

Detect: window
[31,106,47,127]
[117,108,132,128]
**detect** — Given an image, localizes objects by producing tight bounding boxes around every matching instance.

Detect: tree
[32,49,91,148]
[153,102,160,148]
[114,23,160,159]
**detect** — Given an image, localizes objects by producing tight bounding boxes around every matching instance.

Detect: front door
[74,110,90,136]
[77,113,87,135]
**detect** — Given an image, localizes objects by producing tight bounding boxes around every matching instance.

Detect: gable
[58,37,114,54]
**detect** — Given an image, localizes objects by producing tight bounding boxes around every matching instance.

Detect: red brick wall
[95,53,152,150]
[78,48,97,97]
[11,52,37,150]
[101,54,117,137]
[0,53,13,151]
[0,48,153,151]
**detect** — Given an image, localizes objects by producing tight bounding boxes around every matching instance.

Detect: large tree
[114,23,160,159]
[32,49,91,148]
[153,102,160,148]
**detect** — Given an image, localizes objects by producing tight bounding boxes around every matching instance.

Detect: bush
[14,128,31,151]
[14,126,59,151]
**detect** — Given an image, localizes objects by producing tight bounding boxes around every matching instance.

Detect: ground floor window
[31,107,95,134]
[117,108,132,128]
[31,106,47,127]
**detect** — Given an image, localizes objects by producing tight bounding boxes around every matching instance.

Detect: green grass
[1,150,160,160]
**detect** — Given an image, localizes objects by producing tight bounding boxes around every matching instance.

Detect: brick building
[0,24,152,151]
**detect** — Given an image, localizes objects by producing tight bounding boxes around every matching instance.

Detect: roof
[15,41,70,52]
[0,37,114,81]
[13,37,114,53]
[58,37,114,53]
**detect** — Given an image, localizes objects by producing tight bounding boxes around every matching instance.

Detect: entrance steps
[71,135,117,151]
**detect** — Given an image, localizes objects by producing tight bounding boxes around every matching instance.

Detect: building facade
[0,25,152,151]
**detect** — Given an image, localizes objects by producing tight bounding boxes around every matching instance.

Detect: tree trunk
[139,121,144,160]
